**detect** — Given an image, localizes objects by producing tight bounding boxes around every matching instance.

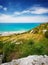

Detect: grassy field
[0,23,48,62]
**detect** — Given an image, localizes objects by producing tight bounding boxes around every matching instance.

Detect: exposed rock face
[1,55,48,65]
[0,55,3,65]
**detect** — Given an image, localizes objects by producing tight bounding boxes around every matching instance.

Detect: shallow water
[0,23,40,32]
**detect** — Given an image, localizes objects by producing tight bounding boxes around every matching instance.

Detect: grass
[0,23,48,62]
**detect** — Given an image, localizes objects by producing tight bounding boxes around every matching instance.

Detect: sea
[0,23,40,32]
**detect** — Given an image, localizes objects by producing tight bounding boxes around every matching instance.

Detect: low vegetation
[0,23,48,63]
[45,30,48,38]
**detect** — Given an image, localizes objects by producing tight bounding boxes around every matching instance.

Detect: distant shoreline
[0,30,27,36]
[0,23,41,36]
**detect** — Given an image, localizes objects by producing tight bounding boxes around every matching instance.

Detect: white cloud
[14,10,29,15]
[0,14,48,23]
[0,5,7,11]
[0,6,48,23]
[14,7,48,15]
[0,5,3,9]
[14,12,21,15]
[30,7,48,14]
[3,7,7,11]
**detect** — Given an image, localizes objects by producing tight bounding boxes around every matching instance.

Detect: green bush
[32,38,48,55]
[31,43,45,55]
[18,39,34,58]
[3,42,17,62]
[45,30,48,38]
[0,41,3,54]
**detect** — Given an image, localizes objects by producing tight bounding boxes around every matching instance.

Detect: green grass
[0,23,48,63]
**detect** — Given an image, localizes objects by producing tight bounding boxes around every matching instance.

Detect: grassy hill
[0,23,48,62]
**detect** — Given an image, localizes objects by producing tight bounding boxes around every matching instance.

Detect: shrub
[0,41,3,54]
[45,30,48,38]
[31,43,45,55]
[3,42,17,62]
[18,39,34,58]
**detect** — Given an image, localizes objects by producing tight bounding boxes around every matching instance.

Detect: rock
[1,55,48,65]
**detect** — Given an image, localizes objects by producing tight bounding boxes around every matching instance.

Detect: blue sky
[0,0,48,23]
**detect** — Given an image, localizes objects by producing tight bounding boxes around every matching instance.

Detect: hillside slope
[0,23,48,62]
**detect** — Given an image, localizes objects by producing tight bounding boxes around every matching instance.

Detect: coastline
[0,30,27,36]
[0,23,41,36]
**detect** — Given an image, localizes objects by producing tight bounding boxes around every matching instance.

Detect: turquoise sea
[0,23,40,32]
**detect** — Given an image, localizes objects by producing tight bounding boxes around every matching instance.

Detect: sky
[0,0,48,23]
